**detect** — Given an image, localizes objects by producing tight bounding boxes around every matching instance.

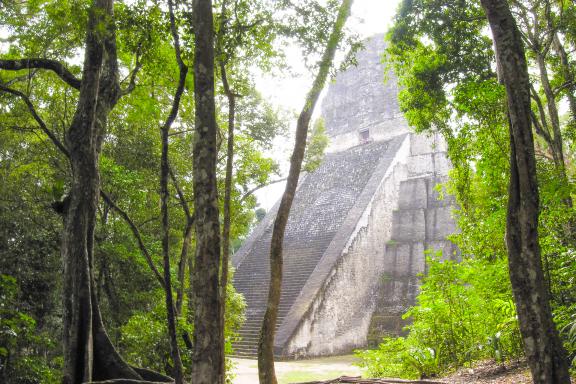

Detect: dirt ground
[438,360,574,384]
[231,355,363,384]
[438,360,532,384]
[231,357,574,384]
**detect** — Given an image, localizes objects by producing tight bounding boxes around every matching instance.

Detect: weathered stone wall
[282,136,410,357]
[368,133,459,344]
[327,117,411,153]
[280,133,458,357]
[322,35,409,153]
[232,135,408,358]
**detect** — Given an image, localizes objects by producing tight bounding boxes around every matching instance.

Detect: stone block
[398,178,428,210]
[433,152,451,176]
[426,176,456,208]
[410,133,436,155]
[425,207,457,241]
[392,280,408,301]
[411,243,426,274]
[384,242,425,277]
[407,154,434,177]
[433,133,448,152]
[394,244,412,275]
[391,209,426,241]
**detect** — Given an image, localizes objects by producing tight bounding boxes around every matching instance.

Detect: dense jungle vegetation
[0,0,575,383]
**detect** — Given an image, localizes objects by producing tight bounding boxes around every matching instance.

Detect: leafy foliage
[357,255,523,379]
[0,275,59,384]
[1,0,340,380]
[303,118,328,172]
[119,276,245,381]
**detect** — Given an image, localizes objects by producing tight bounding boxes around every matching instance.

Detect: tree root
[130,366,173,383]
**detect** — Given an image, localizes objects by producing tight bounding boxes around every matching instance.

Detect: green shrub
[0,275,59,384]
[120,275,246,381]
[356,255,523,379]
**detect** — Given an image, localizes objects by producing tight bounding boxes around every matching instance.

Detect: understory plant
[0,275,60,384]
[119,274,245,382]
[356,255,524,379]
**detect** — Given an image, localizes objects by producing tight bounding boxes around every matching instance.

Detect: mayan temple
[232,35,459,358]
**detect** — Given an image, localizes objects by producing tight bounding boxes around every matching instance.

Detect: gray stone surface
[391,210,426,242]
[367,135,459,346]
[425,207,458,241]
[426,176,456,208]
[321,35,400,138]
[231,135,407,357]
[407,153,434,177]
[398,178,428,210]
[322,35,410,153]
[280,135,410,357]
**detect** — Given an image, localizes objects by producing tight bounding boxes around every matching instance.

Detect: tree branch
[3,71,39,87]
[552,80,575,98]
[0,58,81,89]
[168,166,196,317]
[531,109,552,145]
[0,60,168,294]
[168,165,192,221]
[529,84,553,144]
[167,128,194,136]
[100,190,165,289]
[119,52,143,97]
[240,177,287,202]
[0,83,70,156]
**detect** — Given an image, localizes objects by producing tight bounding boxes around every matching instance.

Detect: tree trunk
[159,1,188,382]
[257,2,352,383]
[535,51,565,169]
[169,165,195,317]
[62,0,142,382]
[220,62,235,384]
[480,1,571,383]
[160,108,183,384]
[175,220,193,316]
[553,34,576,124]
[190,0,223,383]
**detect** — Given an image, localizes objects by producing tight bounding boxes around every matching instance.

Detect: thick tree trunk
[61,0,108,381]
[480,1,571,383]
[257,2,352,383]
[62,1,141,382]
[190,0,223,383]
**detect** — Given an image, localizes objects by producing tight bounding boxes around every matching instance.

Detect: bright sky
[254,0,403,210]
[258,0,402,113]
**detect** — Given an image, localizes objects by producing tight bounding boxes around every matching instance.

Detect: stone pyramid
[232,35,459,359]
